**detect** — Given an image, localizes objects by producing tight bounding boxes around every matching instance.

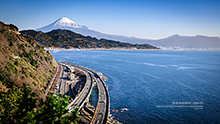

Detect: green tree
[0,84,79,124]
[0,84,36,123]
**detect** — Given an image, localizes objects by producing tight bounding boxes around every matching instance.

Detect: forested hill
[0,21,57,94]
[20,29,158,49]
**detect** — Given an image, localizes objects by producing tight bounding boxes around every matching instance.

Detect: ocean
[51,50,220,124]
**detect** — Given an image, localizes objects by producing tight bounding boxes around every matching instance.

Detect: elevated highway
[63,62,110,124]
[62,62,110,124]
[60,63,93,111]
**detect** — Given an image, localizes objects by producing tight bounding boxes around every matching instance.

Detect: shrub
[12,51,18,56]
[5,65,11,72]
[16,35,22,41]
[0,73,14,88]
[40,56,43,60]
[20,43,25,51]
[30,59,38,67]
[8,34,14,42]
[0,73,7,83]
[9,40,13,46]
[8,61,18,75]
[14,59,19,66]
[0,29,5,34]
[22,69,29,77]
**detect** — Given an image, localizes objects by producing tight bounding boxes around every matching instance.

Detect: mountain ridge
[36,17,220,48]
[20,29,158,49]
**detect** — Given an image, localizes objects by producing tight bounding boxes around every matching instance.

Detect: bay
[51,50,220,124]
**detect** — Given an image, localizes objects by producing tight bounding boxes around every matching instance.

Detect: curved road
[62,62,110,124]
[60,63,93,112]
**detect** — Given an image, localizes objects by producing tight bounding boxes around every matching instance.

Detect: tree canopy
[0,84,79,124]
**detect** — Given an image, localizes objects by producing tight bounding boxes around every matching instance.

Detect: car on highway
[100,100,106,103]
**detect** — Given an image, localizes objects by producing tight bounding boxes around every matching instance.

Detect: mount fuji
[37,17,91,33]
[36,17,156,44]
[36,17,105,39]
[36,17,220,49]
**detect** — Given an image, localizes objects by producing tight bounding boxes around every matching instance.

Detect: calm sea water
[51,50,220,124]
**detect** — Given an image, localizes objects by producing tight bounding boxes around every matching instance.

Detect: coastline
[45,47,159,53]
[45,47,220,53]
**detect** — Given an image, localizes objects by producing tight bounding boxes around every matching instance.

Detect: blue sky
[0,0,219,39]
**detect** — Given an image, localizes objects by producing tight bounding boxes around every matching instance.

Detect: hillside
[0,21,58,95]
[0,21,80,123]
[20,29,158,49]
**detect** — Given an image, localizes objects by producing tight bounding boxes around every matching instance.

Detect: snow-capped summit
[53,17,82,28]
[36,17,90,33]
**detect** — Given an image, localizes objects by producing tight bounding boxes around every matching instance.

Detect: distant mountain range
[36,17,220,49]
